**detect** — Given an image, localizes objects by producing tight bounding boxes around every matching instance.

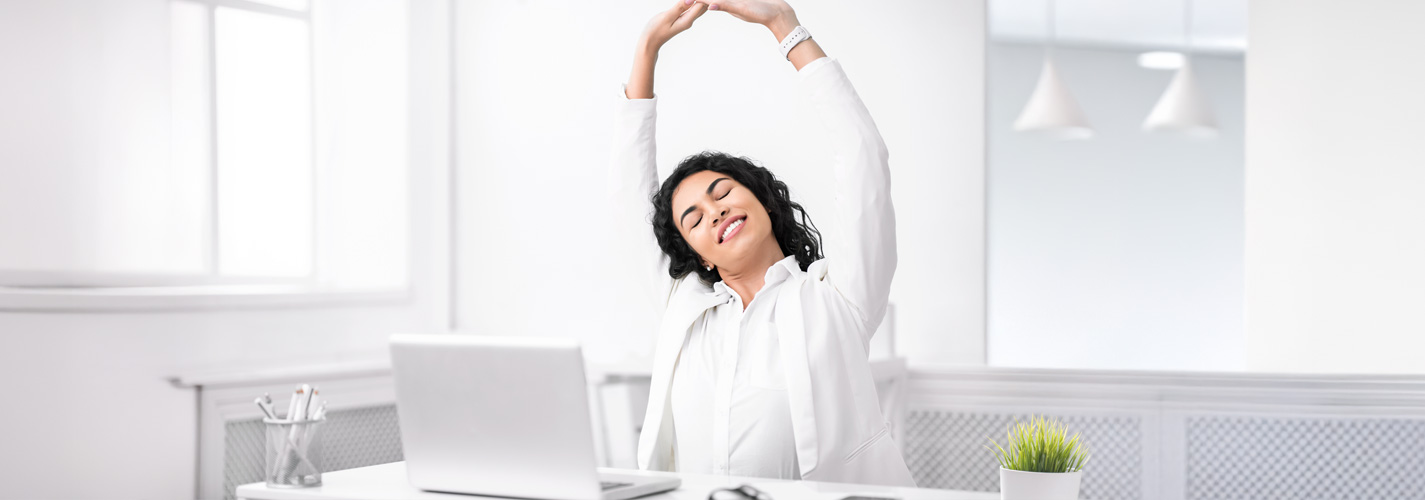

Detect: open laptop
[390,334,680,500]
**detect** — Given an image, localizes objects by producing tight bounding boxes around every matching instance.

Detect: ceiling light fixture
[1014,0,1093,140]
[1143,0,1217,136]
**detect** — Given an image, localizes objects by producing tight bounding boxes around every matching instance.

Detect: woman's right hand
[627,0,708,99]
[638,0,710,54]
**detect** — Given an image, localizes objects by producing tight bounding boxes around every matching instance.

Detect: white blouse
[669,255,802,479]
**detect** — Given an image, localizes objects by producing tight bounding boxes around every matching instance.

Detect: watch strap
[778,26,812,61]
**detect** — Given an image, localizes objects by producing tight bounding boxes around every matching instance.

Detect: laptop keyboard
[600,481,632,491]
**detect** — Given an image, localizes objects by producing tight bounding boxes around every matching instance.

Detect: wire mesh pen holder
[264,417,325,488]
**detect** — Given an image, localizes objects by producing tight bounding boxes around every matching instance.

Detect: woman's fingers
[671,1,709,32]
[641,0,709,51]
[703,0,792,26]
[705,0,743,15]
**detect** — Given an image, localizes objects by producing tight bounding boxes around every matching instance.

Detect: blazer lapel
[776,273,820,479]
[637,277,725,470]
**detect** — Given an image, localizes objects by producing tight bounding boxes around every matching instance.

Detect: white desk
[236,462,998,500]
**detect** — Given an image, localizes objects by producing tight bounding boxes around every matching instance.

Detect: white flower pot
[999,468,1082,500]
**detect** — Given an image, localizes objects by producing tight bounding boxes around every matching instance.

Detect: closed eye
[717,188,731,200]
[690,216,703,229]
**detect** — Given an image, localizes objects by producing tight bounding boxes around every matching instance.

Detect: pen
[254,397,276,420]
[279,385,307,478]
[295,399,326,475]
[304,388,319,420]
[286,387,301,421]
[294,388,318,446]
[295,384,313,421]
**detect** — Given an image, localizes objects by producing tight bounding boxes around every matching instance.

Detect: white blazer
[608,57,915,487]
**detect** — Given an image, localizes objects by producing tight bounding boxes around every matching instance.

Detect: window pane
[214,7,313,277]
[0,0,207,278]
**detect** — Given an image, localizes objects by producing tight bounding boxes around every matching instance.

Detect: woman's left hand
[705,0,799,36]
[707,0,823,69]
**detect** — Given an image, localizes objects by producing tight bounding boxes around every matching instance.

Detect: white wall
[987,44,1246,371]
[454,0,986,367]
[0,0,451,498]
[1245,0,1425,373]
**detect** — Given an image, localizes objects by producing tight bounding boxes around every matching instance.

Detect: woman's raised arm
[609,0,709,307]
[715,0,898,342]
[626,0,708,99]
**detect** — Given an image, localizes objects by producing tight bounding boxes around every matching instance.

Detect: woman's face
[670,170,776,271]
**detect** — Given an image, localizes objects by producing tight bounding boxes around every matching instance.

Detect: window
[174,0,318,281]
[0,0,409,295]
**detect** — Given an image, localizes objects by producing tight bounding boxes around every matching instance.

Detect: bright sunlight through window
[214,7,314,277]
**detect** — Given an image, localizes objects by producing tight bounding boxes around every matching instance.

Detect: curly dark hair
[651,151,823,286]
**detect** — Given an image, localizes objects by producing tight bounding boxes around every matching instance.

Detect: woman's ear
[703,261,713,271]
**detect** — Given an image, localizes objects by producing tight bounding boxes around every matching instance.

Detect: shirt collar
[711,255,802,302]
[766,255,802,285]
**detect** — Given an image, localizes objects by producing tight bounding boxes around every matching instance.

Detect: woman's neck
[718,243,787,310]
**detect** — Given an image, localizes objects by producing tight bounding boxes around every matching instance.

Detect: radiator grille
[221,404,403,500]
[904,410,1140,500]
[1186,416,1425,500]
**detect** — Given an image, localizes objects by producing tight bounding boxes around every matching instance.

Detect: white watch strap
[778,26,812,60]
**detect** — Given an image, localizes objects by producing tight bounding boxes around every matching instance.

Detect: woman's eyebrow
[707,177,730,194]
[680,205,698,226]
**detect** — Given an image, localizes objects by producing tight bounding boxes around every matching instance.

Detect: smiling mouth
[719,216,746,244]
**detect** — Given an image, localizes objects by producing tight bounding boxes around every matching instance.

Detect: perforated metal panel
[221,404,404,500]
[1187,416,1425,500]
[904,410,1140,500]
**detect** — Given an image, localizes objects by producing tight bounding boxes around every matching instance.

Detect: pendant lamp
[1014,0,1093,139]
[1143,0,1217,136]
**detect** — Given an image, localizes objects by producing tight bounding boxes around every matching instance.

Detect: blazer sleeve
[798,58,897,341]
[608,85,679,307]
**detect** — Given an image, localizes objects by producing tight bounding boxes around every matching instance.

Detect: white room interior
[3,0,1425,498]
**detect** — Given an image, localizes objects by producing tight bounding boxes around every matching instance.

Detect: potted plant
[986,416,1090,500]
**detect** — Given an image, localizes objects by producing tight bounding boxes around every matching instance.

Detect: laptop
[390,334,681,500]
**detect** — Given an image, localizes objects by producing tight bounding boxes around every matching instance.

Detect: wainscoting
[902,367,1425,500]
[180,362,1425,500]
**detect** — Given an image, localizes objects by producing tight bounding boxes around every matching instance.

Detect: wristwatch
[779,25,812,60]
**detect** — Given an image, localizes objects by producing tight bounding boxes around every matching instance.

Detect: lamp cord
[1047,0,1056,57]
[1183,0,1194,52]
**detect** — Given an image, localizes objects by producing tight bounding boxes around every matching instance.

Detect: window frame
[0,0,417,310]
[0,0,318,291]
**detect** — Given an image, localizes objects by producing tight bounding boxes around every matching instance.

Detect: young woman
[610,0,915,487]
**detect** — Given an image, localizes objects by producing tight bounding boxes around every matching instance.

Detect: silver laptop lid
[390,334,603,500]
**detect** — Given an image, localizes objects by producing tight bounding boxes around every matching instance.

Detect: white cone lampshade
[1143,60,1217,136]
[1014,58,1093,140]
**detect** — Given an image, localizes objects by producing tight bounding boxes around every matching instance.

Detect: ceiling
[990,0,1247,53]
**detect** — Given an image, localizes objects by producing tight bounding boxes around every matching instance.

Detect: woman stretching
[610,0,915,487]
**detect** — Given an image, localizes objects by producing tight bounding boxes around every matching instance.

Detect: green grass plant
[985,415,1090,473]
